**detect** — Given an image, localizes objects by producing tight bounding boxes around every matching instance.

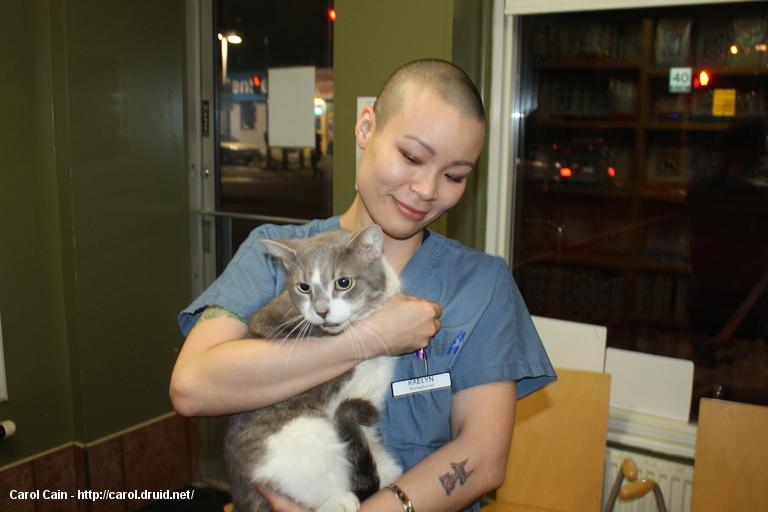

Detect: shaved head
[373,59,485,130]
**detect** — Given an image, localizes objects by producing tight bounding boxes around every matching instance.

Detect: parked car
[219,136,263,164]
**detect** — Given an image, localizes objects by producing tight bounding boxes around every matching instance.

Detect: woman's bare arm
[360,381,516,512]
[170,295,441,416]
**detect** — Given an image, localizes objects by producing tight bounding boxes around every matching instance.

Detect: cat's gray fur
[224,225,402,512]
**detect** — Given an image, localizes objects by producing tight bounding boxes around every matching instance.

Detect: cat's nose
[317,309,328,319]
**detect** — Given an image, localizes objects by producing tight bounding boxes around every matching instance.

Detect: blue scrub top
[178,217,556,512]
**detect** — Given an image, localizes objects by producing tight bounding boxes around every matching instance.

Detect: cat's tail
[334,398,381,501]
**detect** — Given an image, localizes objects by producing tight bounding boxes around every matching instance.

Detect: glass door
[188,0,335,485]
[209,0,334,271]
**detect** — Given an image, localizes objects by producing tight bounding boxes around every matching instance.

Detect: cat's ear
[262,240,298,267]
[347,224,383,261]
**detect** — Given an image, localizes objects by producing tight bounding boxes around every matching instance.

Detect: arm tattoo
[438,459,475,496]
[201,306,245,323]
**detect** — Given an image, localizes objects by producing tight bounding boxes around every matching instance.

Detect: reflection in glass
[514,3,768,419]
[216,0,334,235]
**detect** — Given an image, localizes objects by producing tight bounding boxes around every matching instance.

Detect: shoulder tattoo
[201,306,246,324]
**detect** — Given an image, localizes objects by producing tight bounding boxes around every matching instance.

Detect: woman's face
[354,87,485,240]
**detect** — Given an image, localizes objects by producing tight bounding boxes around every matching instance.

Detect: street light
[218,32,243,84]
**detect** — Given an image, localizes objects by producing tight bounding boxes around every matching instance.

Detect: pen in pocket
[447,331,466,370]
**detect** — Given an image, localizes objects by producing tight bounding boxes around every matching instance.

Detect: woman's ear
[355,106,375,149]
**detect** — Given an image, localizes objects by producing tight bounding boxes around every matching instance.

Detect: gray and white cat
[224,224,403,512]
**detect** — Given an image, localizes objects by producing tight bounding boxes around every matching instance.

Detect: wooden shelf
[524,183,692,204]
[525,182,635,199]
[635,258,692,275]
[521,252,691,275]
[528,119,638,130]
[646,121,732,131]
[641,187,688,203]
[538,60,641,70]
[632,315,689,329]
[647,66,768,77]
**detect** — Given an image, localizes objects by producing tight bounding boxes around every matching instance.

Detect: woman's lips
[392,197,428,221]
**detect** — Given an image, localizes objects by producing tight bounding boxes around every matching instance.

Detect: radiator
[603,447,694,512]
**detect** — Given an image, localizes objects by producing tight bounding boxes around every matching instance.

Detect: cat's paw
[316,492,360,512]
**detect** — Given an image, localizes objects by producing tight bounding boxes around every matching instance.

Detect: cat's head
[263,224,400,334]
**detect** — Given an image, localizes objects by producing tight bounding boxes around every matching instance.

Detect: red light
[607,166,617,178]
[560,167,573,178]
[328,8,336,21]
[251,75,261,88]
[699,70,710,87]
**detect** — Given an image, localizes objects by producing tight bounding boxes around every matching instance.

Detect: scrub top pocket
[386,354,455,449]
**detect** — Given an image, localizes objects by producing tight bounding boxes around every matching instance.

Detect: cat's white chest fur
[327,356,396,415]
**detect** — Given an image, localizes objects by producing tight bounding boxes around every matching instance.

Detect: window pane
[216,0,334,249]
[514,2,768,419]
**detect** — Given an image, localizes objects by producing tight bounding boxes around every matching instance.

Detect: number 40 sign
[669,67,692,94]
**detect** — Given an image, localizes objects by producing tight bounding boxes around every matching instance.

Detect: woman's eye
[335,277,353,291]
[296,282,311,293]
[400,151,422,166]
[445,173,464,183]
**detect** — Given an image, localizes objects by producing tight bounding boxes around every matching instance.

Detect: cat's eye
[335,277,353,291]
[296,282,311,294]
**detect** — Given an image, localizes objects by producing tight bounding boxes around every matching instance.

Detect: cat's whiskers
[286,319,314,362]
[347,321,393,357]
[340,320,368,360]
[281,321,302,361]
[266,313,305,340]
[277,318,311,357]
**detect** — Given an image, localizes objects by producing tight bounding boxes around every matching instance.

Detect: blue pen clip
[447,331,466,370]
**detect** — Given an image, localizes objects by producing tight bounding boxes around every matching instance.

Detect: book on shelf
[655,18,692,66]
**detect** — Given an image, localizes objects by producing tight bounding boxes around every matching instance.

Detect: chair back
[691,398,768,512]
[495,368,611,512]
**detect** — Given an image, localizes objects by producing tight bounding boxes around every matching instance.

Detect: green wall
[0,0,189,466]
[450,0,493,250]
[332,0,492,248]
[0,0,75,461]
[332,0,455,235]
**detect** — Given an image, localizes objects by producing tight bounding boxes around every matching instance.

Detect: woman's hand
[256,486,312,512]
[352,294,442,358]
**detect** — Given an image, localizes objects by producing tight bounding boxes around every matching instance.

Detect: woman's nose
[410,172,438,201]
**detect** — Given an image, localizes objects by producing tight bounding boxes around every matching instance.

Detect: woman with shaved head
[171,59,555,512]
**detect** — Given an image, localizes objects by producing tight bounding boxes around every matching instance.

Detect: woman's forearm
[170,315,363,416]
[361,434,507,512]
[363,382,516,512]
[170,297,440,417]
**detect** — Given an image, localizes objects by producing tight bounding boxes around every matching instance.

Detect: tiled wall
[0,414,196,512]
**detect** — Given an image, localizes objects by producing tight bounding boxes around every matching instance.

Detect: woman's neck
[340,195,423,274]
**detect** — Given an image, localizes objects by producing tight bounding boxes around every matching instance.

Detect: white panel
[607,406,697,458]
[0,314,7,401]
[505,0,755,15]
[485,0,517,260]
[605,348,694,421]
[268,66,315,147]
[532,315,606,372]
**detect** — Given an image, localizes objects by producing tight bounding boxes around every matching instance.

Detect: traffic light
[694,70,711,89]
[251,75,261,92]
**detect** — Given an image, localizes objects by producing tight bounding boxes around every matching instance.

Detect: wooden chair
[690,398,768,512]
[482,368,611,512]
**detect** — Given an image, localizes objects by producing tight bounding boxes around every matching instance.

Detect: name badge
[391,372,452,398]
